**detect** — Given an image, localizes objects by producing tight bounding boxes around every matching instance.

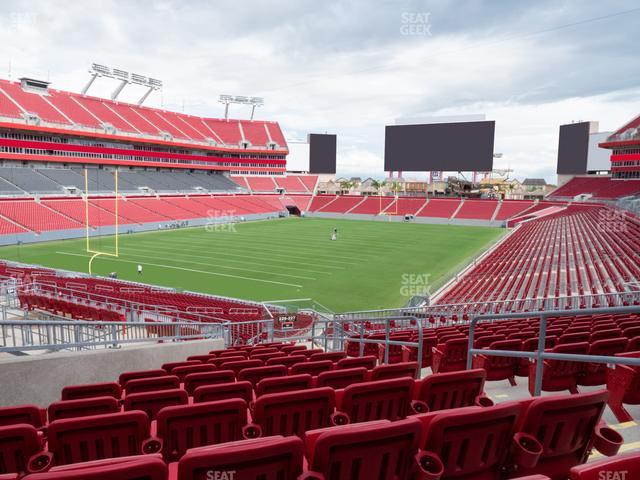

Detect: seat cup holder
[27,452,53,474]
[411,400,430,414]
[513,432,543,469]
[330,412,350,426]
[415,451,444,480]
[594,426,623,456]
[242,423,262,439]
[475,395,495,407]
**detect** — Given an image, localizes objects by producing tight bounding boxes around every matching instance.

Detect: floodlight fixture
[82,63,163,105]
[218,94,265,120]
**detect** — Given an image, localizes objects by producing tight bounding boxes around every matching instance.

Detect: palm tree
[389,181,402,196]
[371,179,386,195]
[339,180,353,194]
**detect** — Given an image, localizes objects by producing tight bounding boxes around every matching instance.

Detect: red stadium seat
[161,360,202,373]
[154,399,252,461]
[176,436,304,480]
[316,367,368,389]
[336,355,377,370]
[171,364,215,382]
[528,342,590,395]
[309,351,346,362]
[255,374,313,397]
[250,387,339,437]
[193,381,253,404]
[20,455,167,480]
[0,405,45,429]
[337,378,423,423]
[578,338,628,386]
[0,424,43,475]
[414,369,492,412]
[507,390,622,479]
[46,411,155,467]
[61,382,121,401]
[123,389,188,420]
[183,370,236,396]
[606,350,640,422]
[304,418,431,480]
[265,355,307,367]
[47,397,119,422]
[472,338,523,386]
[118,369,167,387]
[219,359,263,376]
[569,451,640,479]
[290,360,333,377]
[236,365,287,387]
[432,338,468,373]
[369,361,418,381]
[124,376,180,395]
[417,403,527,479]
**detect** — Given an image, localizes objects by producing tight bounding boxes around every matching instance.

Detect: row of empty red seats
[0,194,286,233]
[455,199,499,219]
[438,205,640,305]
[549,176,640,200]
[0,341,628,479]
[232,175,318,193]
[416,198,461,218]
[0,79,287,149]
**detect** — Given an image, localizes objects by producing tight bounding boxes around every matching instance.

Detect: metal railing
[465,305,640,396]
[0,319,226,353]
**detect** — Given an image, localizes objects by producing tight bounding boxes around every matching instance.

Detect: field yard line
[132,237,360,267]
[129,240,347,271]
[121,245,333,276]
[158,235,373,263]
[107,249,318,281]
[55,252,304,288]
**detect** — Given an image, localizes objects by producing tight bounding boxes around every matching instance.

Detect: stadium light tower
[218,95,264,120]
[82,63,163,105]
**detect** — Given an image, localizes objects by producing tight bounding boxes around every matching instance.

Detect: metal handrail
[465,305,640,396]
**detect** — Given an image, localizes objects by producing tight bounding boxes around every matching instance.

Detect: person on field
[137,264,143,275]
[331,228,337,241]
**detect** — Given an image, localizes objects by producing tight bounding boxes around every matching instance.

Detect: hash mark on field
[55,252,304,287]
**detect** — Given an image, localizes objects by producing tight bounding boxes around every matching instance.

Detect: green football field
[0,218,505,312]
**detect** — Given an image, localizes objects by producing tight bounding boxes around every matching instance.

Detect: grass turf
[0,217,505,312]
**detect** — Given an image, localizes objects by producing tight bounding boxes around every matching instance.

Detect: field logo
[205,209,237,233]
[598,471,627,480]
[206,471,236,480]
[400,12,432,36]
[400,273,432,297]
[596,209,627,233]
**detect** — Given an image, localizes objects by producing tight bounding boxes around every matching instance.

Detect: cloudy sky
[1,0,639,183]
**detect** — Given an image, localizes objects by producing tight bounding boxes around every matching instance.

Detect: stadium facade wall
[305,211,503,227]
[0,211,286,245]
[0,338,224,407]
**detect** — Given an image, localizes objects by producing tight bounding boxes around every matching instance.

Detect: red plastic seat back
[0,424,41,474]
[514,390,609,478]
[47,411,150,466]
[305,418,423,480]
[123,389,188,420]
[156,399,248,462]
[484,339,523,368]
[309,351,346,362]
[237,365,287,387]
[442,338,468,361]
[124,376,180,395]
[22,455,168,479]
[118,369,167,387]
[317,367,368,390]
[370,361,418,381]
[184,371,235,396]
[48,396,120,422]
[416,369,486,411]
[339,378,414,423]
[336,355,377,370]
[290,360,333,377]
[0,405,45,429]
[193,381,253,404]
[61,382,121,401]
[255,375,313,397]
[171,364,215,383]
[219,359,263,376]
[252,387,336,437]
[419,403,521,478]
[161,360,201,373]
[176,436,303,480]
[265,355,306,368]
